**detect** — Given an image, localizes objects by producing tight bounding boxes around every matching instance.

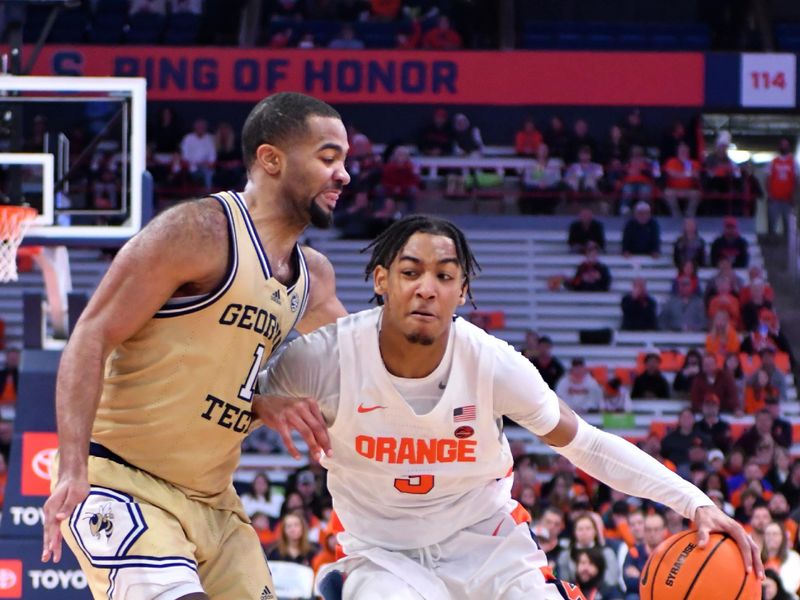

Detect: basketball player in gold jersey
[41,92,348,599]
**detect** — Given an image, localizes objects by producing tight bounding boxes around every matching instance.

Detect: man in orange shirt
[663,142,702,218]
[766,138,798,241]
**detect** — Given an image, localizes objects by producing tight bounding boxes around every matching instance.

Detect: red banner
[21,46,705,106]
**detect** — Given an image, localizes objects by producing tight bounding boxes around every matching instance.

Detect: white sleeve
[556,416,714,520]
[257,323,341,426]
[491,338,561,436]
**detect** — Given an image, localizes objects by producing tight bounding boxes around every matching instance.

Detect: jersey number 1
[238,344,265,401]
[394,475,434,494]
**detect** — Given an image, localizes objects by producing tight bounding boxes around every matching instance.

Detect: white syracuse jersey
[322,308,515,550]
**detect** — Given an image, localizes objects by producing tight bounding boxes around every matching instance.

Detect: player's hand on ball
[693,504,763,579]
[42,473,90,563]
[253,394,332,460]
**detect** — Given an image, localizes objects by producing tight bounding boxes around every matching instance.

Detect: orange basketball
[639,531,760,600]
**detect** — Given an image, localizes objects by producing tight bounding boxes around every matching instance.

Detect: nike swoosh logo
[357,403,386,413]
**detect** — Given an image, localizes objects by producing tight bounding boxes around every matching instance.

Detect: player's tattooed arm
[295,246,347,334]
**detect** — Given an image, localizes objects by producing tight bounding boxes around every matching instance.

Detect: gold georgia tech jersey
[91,191,310,506]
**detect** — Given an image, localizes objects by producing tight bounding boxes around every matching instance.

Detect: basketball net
[0,205,37,283]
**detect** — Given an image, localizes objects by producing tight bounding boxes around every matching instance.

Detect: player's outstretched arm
[539,398,764,579]
[42,199,229,563]
[295,247,347,334]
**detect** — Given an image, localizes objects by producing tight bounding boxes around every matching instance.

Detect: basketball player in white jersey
[41,92,345,599]
[261,215,763,599]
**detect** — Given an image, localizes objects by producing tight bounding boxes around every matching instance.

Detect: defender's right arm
[42,199,228,562]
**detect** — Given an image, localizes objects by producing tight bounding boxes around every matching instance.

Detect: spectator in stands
[705,311,740,358]
[379,145,420,214]
[708,280,742,330]
[520,143,564,215]
[0,348,18,401]
[623,512,665,599]
[673,217,706,268]
[757,348,788,404]
[212,122,244,190]
[573,547,623,600]
[704,256,744,308]
[740,309,792,359]
[565,146,604,196]
[619,147,657,215]
[241,472,284,522]
[622,108,647,149]
[766,138,798,243]
[661,408,710,469]
[422,15,463,49]
[741,278,772,332]
[600,125,628,188]
[568,207,606,253]
[555,357,603,414]
[514,116,543,157]
[781,460,800,509]
[663,142,702,218]
[659,276,707,332]
[738,410,786,456]
[544,115,570,160]
[703,134,740,198]
[519,329,539,363]
[660,120,691,162]
[763,568,795,600]
[740,266,774,303]
[744,368,780,415]
[746,503,773,550]
[535,507,567,569]
[724,351,745,404]
[601,377,632,413]
[557,513,621,592]
[266,513,318,567]
[417,108,453,156]
[180,118,216,192]
[673,350,703,399]
[566,119,598,165]
[766,453,792,493]
[710,216,749,268]
[533,336,565,390]
[694,393,732,452]
[764,396,792,450]
[671,261,701,298]
[312,521,339,575]
[451,112,483,156]
[329,23,365,49]
[565,242,611,292]
[149,106,183,154]
[631,353,670,399]
[622,202,660,257]
[620,278,657,331]
[690,353,740,413]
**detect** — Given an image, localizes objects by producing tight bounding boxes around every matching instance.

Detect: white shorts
[317,502,583,600]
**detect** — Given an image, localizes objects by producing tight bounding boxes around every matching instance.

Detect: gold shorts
[57,453,275,599]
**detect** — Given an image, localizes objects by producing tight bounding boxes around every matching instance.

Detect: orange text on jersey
[355,435,477,464]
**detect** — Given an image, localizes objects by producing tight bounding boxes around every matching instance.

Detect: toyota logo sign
[0,569,16,590]
[32,448,56,481]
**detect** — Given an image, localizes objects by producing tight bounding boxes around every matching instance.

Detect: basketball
[639,531,760,600]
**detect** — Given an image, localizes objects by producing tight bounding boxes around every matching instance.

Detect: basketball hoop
[0,205,37,282]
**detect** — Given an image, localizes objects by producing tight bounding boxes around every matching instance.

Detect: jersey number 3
[394,475,434,494]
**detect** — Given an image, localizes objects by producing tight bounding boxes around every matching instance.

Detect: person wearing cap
[555,357,604,414]
[621,201,660,257]
[693,393,733,452]
[710,217,749,268]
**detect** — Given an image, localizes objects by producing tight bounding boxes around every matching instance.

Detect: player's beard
[309,197,333,229]
[405,331,434,346]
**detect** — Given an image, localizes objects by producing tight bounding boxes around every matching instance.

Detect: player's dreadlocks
[362,215,481,306]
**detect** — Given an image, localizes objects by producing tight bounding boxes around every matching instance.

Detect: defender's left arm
[295,246,347,334]
[540,399,763,578]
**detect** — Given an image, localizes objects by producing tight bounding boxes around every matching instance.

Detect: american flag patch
[453,405,476,422]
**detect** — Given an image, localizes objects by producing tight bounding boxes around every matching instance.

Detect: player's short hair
[241,92,341,168]
[362,215,480,306]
